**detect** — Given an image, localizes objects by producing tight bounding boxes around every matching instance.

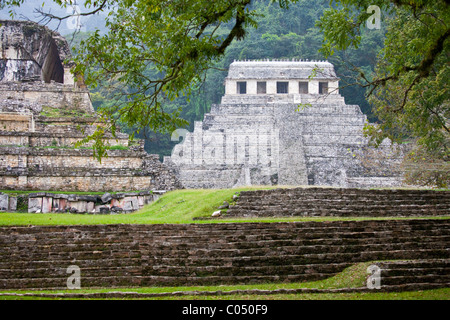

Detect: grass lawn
[1,186,449,226]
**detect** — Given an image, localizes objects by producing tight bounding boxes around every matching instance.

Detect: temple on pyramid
[166,59,405,188]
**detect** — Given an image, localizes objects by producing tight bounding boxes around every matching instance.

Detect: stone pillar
[225,79,236,95]
[8,196,17,211]
[309,81,319,94]
[247,80,257,94]
[18,175,28,188]
[28,197,43,213]
[0,193,9,211]
[266,80,277,94]
[288,81,298,94]
[328,80,339,94]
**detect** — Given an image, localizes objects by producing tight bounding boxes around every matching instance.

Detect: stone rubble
[25,190,166,214]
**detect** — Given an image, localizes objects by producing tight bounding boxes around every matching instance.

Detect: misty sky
[0,0,107,35]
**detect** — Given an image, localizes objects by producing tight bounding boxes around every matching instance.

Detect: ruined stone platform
[226,187,450,217]
[0,20,181,192]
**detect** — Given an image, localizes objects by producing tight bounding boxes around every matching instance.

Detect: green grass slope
[1,186,449,226]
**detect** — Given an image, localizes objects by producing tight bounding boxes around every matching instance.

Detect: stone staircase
[226,187,450,217]
[375,259,450,290]
[0,219,448,290]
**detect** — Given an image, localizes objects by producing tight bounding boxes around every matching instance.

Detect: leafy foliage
[316,0,449,187]
[317,0,449,153]
[401,142,450,188]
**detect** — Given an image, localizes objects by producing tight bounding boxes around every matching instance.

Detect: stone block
[41,196,53,213]
[218,201,229,209]
[8,196,17,211]
[144,195,153,205]
[131,196,139,210]
[152,191,166,202]
[0,193,9,211]
[122,199,133,211]
[28,197,43,213]
[137,196,145,208]
[122,196,139,211]
[111,206,123,213]
[70,201,87,213]
[101,193,113,203]
[28,192,46,198]
[87,201,95,213]
[78,195,97,202]
[123,192,139,197]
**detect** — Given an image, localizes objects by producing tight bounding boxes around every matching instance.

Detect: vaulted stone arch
[0,20,73,84]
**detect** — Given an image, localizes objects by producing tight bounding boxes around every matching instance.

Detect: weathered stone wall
[0,82,94,115]
[0,113,33,132]
[0,148,181,192]
[0,192,17,211]
[0,131,129,149]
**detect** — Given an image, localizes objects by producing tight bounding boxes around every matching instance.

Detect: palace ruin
[0,20,181,192]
